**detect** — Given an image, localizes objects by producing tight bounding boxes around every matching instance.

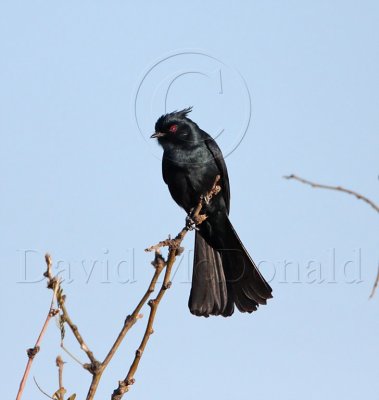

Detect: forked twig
[44,255,99,374]
[58,299,98,372]
[45,254,98,369]
[18,175,222,400]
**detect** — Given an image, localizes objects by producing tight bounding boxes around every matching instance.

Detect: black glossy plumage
[152,108,272,317]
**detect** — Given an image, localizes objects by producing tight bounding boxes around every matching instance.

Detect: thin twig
[283,174,379,213]
[33,376,54,399]
[16,255,60,400]
[60,343,84,367]
[47,254,99,371]
[369,266,379,299]
[285,174,379,298]
[111,175,222,400]
[58,301,99,370]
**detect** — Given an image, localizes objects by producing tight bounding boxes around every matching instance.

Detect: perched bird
[151,107,272,317]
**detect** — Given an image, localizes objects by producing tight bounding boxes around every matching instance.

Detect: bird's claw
[186,214,199,231]
[202,194,210,205]
[186,206,208,230]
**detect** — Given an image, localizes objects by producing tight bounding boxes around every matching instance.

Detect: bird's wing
[203,134,230,214]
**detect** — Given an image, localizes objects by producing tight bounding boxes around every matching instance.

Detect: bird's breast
[162,147,221,212]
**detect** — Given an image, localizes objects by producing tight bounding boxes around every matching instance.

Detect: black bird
[151,107,272,317]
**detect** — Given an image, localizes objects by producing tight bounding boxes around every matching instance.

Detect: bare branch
[285,174,379,298]
[85,251,166,400]
[111,175,222,400]
[16,255,60,400]
[47,254,98,368]
[58,300,99,371]
[47,256,99,372]
[18,176,222,400]
[283,174,379,213]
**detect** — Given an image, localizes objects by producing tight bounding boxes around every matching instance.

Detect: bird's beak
[150,131,165,139]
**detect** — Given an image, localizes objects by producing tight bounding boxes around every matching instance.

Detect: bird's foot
[202,193,210,205]
[185,212,199,231]
[186,208,207,231]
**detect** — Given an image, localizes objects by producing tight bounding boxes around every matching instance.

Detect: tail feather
[221,215,272,313]
[189,214,272,317]
[189,232,228,317]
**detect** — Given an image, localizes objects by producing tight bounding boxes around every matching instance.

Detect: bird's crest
[155,107,193,131]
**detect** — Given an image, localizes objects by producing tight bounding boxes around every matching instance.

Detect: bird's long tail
[189,232,229,317]
[189,216,273,317]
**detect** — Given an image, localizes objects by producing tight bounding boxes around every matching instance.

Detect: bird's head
[151,107,198,147]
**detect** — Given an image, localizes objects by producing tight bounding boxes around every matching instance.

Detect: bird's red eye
[169,124,178,133]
